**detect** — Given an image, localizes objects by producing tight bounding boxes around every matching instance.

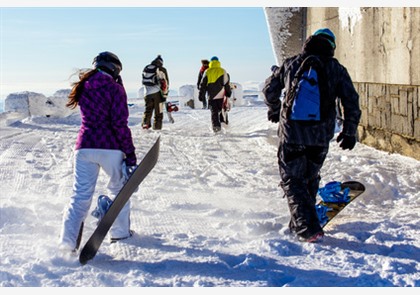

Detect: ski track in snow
[0,101,419,287]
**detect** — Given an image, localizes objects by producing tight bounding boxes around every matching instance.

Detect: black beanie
[151,55,163,67]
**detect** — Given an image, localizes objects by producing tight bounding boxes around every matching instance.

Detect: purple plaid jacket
[75,71,136,165]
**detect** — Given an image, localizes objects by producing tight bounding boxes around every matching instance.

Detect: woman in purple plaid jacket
[59,52,137,252]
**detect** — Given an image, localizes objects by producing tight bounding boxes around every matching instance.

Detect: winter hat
[210,56,219,61]
[313,28,336,49]
[201,59,210,65]
[152,55,163,66]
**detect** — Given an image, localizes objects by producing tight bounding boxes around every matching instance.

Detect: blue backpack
[286,55,326,121]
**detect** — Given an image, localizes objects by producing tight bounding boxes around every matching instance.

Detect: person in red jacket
[197,59,209,109]
[59,51,137,252]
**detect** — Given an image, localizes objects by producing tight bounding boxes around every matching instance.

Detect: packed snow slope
[0,96,419,287]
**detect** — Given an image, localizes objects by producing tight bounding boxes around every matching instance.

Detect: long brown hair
[66,69,98,109]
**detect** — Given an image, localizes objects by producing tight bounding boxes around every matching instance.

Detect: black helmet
[92,51,122,79]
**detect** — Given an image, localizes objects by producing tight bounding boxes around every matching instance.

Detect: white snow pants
[59,148,131,250]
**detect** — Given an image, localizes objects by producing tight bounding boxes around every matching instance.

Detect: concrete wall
[265,7,420,160]
[306,7,419,85]
[355,82,419,160]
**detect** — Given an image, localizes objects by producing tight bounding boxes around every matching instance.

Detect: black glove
[123,152,137,181]
[125,152,137,166]
[122,162,137,191]
[267,109,280,123]
[337,132,356,150]
[125,164,136,178]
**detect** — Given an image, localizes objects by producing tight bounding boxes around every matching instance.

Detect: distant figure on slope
[219,75,234,125]
[141,55,170,130]
[198,56,232,133]
[197,59,210,109]
[263,28,361,243]
[59,51,137,252]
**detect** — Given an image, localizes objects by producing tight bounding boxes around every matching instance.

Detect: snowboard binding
[91,195,113,223]
[318,181,350,203]
[315,204,331,227]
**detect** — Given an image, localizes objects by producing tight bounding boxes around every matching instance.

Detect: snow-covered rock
[4,89,77,118]
[179,84,199,109]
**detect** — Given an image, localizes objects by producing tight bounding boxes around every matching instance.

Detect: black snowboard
[317,181,366,228]
[79,136,160,265]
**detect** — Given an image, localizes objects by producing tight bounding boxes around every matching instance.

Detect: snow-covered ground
[0,92,419,288]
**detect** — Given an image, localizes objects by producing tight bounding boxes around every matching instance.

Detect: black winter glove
[267,109,280,123]
[122,162,138,192]
[337,132,356,150]
[125,152,137,166]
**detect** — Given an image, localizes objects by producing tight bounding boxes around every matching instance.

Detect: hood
[209,60,221,68]
[302,35,335,57]
[83,71,115,90]
[206,60,225,84]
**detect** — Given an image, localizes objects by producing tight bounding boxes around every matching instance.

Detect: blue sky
[0,6,276,99]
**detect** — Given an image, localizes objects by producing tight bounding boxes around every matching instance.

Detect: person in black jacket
[264,28,361,242]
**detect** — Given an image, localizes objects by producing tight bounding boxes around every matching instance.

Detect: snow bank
[179,84,199,108]
[4,91,41,117]
[4,89,77,119]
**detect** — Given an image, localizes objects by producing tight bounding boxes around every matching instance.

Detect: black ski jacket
[265,36,361,147]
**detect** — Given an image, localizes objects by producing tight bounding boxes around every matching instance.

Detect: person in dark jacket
[59,51,137,252]
[141,55,170,130]
[264,28,361,242]
[199,56,232,132]
[197,59,210,109]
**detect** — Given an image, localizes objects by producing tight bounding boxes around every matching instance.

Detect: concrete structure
[265,7,420,160]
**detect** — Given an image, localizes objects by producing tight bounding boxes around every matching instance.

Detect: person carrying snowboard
[141,55,170,130]
[263,28,361,242]
[219,75,233,125]
[59,51,137,252]
[198,56,232,133]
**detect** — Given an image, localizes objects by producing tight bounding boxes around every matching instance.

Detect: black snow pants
[208,98,223,130]
[278,143,328,239]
